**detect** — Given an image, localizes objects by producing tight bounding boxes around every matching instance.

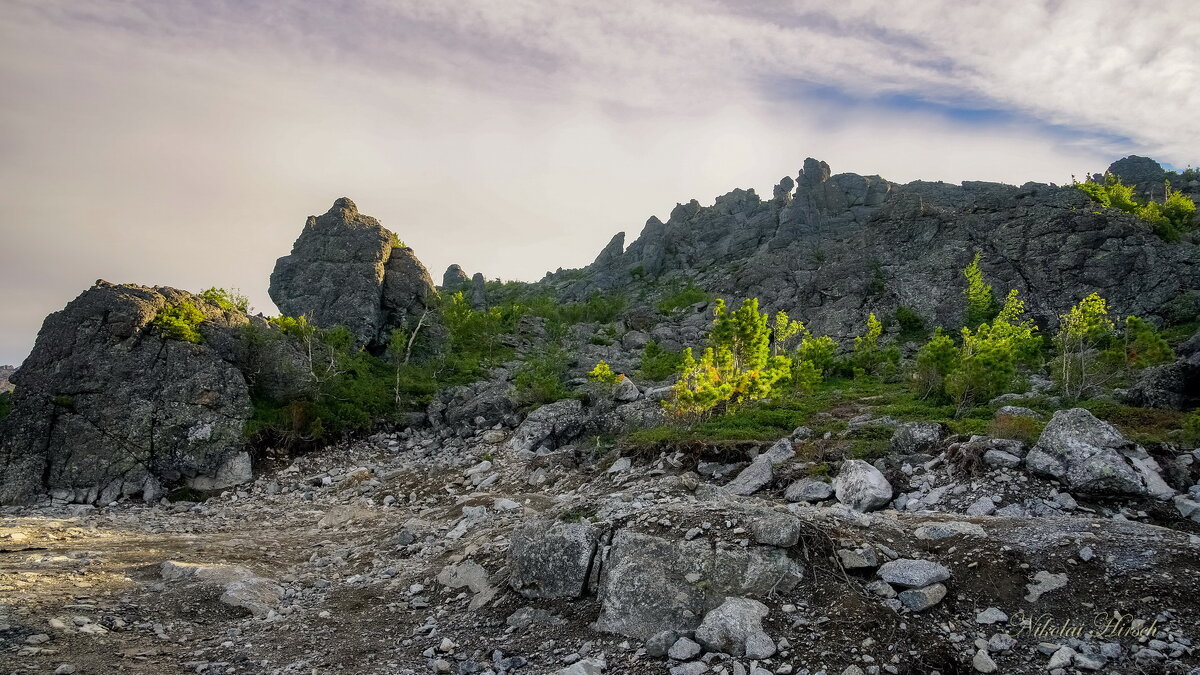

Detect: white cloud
[0,0,1191,364]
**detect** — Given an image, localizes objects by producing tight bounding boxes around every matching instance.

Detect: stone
[612,376,640,402]
[668,636,702,660]
[784,478,833,503]
[836,548,879,569]
[1024,408,1174,499]
[694,597,776,659]
[724,460,773,496]
[976,607,1008,624]
[877,559,951,588]
[269,198,436,347]
[832,460,893,512]
[891,422,942,454]
[995,405,1043,420]
[508,519,602,598]
[0,282,253,505]
[914,521,986,540]
[556,657,606,675]
[897,583,947,611]
[1024,571,1068,602]
[160,561,281,619]
[1047,646,1076,669]
[645,630,680,657]
[670,664,709,675]
[965,496,997,516]
[436,561,496,610]
[987,633,1017,651]
[983,449,1022,468]
[972,648,998,673]
[508,399,587,454]
[749,512,803,548]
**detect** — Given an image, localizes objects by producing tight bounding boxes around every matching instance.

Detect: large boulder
[0,282,253,504]
[508,519,604,598]
[508,399,587,453]
[593,527,802,640]
[832,459,893,512]
[1024,408,1175,499]
[269,198,436,347]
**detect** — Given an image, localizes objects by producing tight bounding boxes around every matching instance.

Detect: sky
[1,1,1197,366]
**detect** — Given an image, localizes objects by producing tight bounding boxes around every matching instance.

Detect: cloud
[0,0,1192,364]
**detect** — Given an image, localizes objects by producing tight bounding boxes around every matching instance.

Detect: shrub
[668,298,791,418]
[639,340,682,380]
[200,287,249,313]
[514,350,573,407]
[0,391,11,419]
[1116,316,1174,369]
[894,306,928,342]
[656,283,709,314]
[913,328,957,400]
[1076,174,1196,241]
[990,414,1044,446]
[1182,411,1200,448]
[152,301,205,344]
[588,361,621,384]
[963,253,998,328]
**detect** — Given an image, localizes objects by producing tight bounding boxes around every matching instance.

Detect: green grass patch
[656,283,709,314]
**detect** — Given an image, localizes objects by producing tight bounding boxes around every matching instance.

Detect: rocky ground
[4,395,1200,675]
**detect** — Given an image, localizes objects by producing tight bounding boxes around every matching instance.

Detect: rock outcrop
[0,282,253,504]
[564,156,1199,340]
[1024,408,1175,499]
[269,198,437,347]
[0,365,15,394]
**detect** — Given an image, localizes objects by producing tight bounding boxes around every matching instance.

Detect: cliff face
[269,198,437,348]
[565,157,1200,338]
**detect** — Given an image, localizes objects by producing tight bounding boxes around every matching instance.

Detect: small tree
[668,298,791,418]
[850,313,897,376]
[963,252,998,328]
[913,328,958,399]
[1117,316,1174,369]
[588,361,622,384]
[1053,293,1116,399]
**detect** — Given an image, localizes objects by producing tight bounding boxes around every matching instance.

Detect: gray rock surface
[269,198,436,347]
[508,519,603,598]
[897,583,946,611]
[694,597,775,659]
[594,526,802,640]
[0,282,252,504]
[1024,408,1174,499]
[508,399,587,453]
[832,460,893,512]
[784,477,833,503]
[891,422,942,454]
[877,559,951,588]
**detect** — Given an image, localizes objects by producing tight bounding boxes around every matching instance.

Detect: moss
[0,391,11,419]
[656,283,709,314]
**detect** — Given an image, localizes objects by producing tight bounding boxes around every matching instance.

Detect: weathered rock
[269,198,436,347]
[897,583,946,611]
[0,282,252,504]
[749,512,803,548]
[594,527,802,639]
[667,636,701,661]
[694,597,775,659]
[1024,408,1174,499]
[877,559,951,588]
[1126,352,1200,410]
[160,561,281,618]
[832,460,893,512]
[441,264,470,290]
[566,158,1199,343]
[891,422,942,454]
[508,519,603,598]
[508,399,587,453]
[784,477,833,503]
